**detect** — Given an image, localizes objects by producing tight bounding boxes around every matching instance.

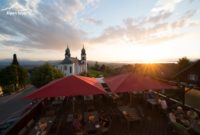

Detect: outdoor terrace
[28,94,177,135]
[4,91,200,135]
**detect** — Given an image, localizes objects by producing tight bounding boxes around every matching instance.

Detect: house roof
[25,75,107,99]
[70,57,79,64]
[173,60,200,78]
[60,57,73,64]
[104,73,175,93]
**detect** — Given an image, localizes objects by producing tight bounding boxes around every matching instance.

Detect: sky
[0,0,200,63]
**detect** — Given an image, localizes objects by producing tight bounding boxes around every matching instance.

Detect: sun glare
[133,45,168,63]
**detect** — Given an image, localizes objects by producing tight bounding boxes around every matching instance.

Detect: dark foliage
[30,63,64,88]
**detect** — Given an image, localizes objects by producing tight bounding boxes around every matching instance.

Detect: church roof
[70,57,79,64]
[81,47,86,55]
[60,57,73,64]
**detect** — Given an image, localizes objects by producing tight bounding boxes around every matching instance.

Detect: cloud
[151,0,183,14]
[143,34,181,44]
[146,11,172,23]
[89,8,200,45]
[83,17,103,25]
[0,0,94,51]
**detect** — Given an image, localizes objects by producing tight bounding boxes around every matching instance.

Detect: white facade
[56,47,87,76]
[57,63,75,76]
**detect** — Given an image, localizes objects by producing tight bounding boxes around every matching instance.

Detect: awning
[104,73,175,93]
[25,75,107,100]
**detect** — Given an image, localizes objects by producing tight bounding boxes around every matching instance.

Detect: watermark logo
[1,2,32,16]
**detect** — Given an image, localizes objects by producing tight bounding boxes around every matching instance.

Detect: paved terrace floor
[46,96,174,135]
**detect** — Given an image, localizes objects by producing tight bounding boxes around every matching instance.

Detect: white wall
[57,64,75,76]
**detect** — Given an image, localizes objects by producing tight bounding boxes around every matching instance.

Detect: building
[175,60,200,88]
[56,46,87,76]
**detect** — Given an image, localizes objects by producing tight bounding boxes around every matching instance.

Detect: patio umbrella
[104,73,175,93]
[25,75,107,100]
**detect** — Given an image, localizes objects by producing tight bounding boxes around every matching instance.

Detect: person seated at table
[72,114,83,134]
[160,99,168,112]
[187,110,199,121]
[169,110,177,123]
[38,118,47,131]
[77,113,85,126]
[102,117,110,128]
[99,113,110,128]
[178,115,190,127]
[176,106,184,115]
[87,112,96,122]
[168,110,191,135]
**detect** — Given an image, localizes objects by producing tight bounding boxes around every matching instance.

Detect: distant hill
[87,61,126,68]
[0,59,127,69]
[0,59,61,69]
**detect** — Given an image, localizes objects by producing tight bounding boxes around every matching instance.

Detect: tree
[177,57,190,71]
[94,61,99,70]
[100,64,106,71]
[31,63,64,88]
[0,65,28,93]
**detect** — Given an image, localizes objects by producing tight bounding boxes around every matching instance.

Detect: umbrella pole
[73,97,75,112]
[129,93,132,106]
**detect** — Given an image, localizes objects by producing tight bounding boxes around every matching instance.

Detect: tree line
[0,63,63,94]
[0,57,191,94]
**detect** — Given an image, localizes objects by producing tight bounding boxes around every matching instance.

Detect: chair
[101,117,112,134]
[87,129,97,135]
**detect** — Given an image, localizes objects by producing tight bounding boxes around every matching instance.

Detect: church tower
[65,45,71,58]
[81,45,87,73]
[81,45,86,61]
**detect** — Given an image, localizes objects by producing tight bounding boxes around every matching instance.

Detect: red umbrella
[25,75,106,100]
[104,73,174,93]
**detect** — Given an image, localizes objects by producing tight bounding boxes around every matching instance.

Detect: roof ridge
[73,75,106,93]
[114,73,131,92]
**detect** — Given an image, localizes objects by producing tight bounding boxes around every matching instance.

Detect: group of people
[72,113,84,135]
[72,111,111,135]
[168,106,200,134]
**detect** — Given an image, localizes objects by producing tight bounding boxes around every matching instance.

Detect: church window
[70,66,72,73]
[64,66,67,70]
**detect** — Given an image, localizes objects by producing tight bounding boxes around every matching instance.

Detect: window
[70,66,72,73]
[64,66,67,70]
[188,74,198,81]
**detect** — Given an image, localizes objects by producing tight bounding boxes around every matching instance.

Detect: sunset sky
[0,0,200,63]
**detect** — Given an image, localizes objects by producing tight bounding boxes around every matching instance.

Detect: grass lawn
[87,69,104,77]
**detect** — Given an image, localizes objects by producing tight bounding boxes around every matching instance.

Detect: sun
[134,45,167,63]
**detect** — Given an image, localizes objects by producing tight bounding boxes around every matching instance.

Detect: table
[118,106,141,130]
[52,100,62,105]
[28,117,55,135]
[66,114,73,123]
[147,99,157,105]
[84,122,100,134]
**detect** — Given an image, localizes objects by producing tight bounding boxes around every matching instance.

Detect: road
[0,85,36,122]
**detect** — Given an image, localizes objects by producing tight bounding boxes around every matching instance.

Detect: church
[56,46,87,76]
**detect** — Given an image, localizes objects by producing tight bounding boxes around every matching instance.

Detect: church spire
[65,45,71,58]
[81,45,86,55]
[81,45,86,61]
[12,54,19,65]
